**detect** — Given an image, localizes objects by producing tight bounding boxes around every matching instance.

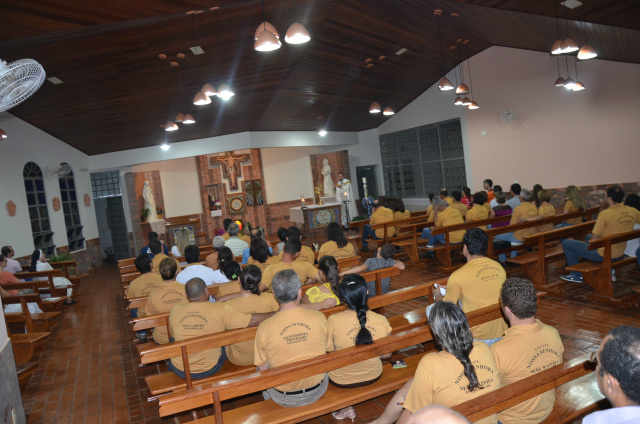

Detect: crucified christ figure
[209,151,251,190]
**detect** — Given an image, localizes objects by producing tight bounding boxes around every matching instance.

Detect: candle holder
[342,199,351,226]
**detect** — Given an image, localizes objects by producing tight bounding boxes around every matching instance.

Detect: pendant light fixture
[254,1,281,52]
[182,114,196,124]
[217,84,235,100]
[554,56,565,87]
[369,102,381,114]
[572,58,585,91]
[559,3,578,54]
[463,41,479,110]
[174,113,184,123]
[577,4,597,60]
[550,0,563,55]
[158,54,179,132]
[563,56,576,90]
[383,107,395,116]
[285,1,310,44]
[434,10,454,91]
[0,128,7,139]
[202,83,217,97]
[451,14,469,95]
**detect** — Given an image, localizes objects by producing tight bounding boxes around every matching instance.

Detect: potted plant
[141,208,151,222]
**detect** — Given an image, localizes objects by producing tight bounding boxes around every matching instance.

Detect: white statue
[336,172,357,225]
[321,159,335,196]
[143,180,158,221]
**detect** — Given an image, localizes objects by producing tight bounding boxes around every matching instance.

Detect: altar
[289,203,342,231]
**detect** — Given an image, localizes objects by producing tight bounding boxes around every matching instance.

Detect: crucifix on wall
[208,151,251,192]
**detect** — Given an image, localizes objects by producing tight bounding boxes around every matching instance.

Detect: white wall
[0,115,99,258]
[261,146,320,203]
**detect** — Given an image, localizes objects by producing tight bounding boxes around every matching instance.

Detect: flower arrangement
[214,228,225,236]
[156,206,164,218]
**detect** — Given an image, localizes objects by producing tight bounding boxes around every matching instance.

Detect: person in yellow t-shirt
[369,301,501,424]
[261,239,322,292]
[317,222,356,260]
[276,226,315,265]
[495,189,538,263]
[420,199,465,247]
[450,190,468,218]
[441,228,507,343]
[555,185,588,228]
[562,186,640,283]
[150,239,181,275]
[491,277,564,424]
[168,277,274,379]
[466,192,490,230]
[392,198,411,235]
[224,266,280,366]
[128,254,164,342]
[254,269,331,407]
[326,274,392,422]
[425,193,436,223]
[518,189,556,233]
[246,238,281,272]
[361,201,395,251]
[439,188,454,208]
[302,255,342,310]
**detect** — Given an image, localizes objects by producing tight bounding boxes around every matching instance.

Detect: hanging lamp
[577,44,597,60]
[461,97,472,106]
[193,91,211,105]
[560,37,579,53]
[434,10,454,91]
[369,101,381,114]
[217,84,235,100]
[383,107,395,116]
[285,23,310,44]
[165,121,179,131]
[453,97,463,106]
[563,56,576,90]
[202,83,217,97]
[254,1,281,51]
[174,113,184,123]
[0,129,7,139]
[554,55,565,87]
[572,58,585,91]
[451,14,469,95]
[182,114,196,124]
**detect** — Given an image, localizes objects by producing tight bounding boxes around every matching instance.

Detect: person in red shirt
[0,255,19,294]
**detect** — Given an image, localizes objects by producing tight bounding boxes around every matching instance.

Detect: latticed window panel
[418,127,441,162]
[379,133,399,166]
[91,171,121,198]
[443,160,468,192]
[23,162,53,251]
[59,164,84,251]
[397,130,419,165]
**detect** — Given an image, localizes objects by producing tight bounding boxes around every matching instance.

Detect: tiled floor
[19,258,640,424]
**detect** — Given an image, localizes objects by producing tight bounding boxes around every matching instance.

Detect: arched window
[58,163,85,251]
[23,162,54,253]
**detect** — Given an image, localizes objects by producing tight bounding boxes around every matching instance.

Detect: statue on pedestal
[321,159,335,196]
[143,180,159,221]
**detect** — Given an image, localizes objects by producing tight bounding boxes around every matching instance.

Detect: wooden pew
[453,355,602,424]
[13,269,78,300]
[49,260,89,285]
[16,361,38,392]
[127,285,219,311]
[3,294,61,332]
[2,280,69,311]
[6,300,51,364]
[565,228,640,306]
[506,221,596,293]
[347,214,432,252]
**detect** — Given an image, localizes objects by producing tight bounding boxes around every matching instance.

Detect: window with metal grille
[23,162,55,254]
[58,163,84,251]
[90,171,121,198]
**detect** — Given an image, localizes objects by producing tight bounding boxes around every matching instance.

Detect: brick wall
[13,237,103,274]
[544,181,639,212]
[309,150,350,201]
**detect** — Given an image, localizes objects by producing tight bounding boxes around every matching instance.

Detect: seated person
[484,179,495,202]
[340,244,405,296]
[556,185,588,228]
[246,238,280,272]
[361,200,395,252]
[1,246,22,274]
[150,239,181,274]
[240,221,252,244]
[31,249,75,305]
[128,254,163,342]
[406,405,471,424]
[301,255,341,310]
[466,192,490,230]
[0,255,42,314]
[425,193,436,222]
[221,218,233,241]
[137,258,188,344]
[370,301,501,424]
[214,261,246,300]
[489,185,503,208]
[176,245,218,286]
[392,198,411,221]
[277,226,315,265]
[420,198,465,247]
[210,247,236,284]
[254,269,330,407]
[168,277,274,379]
[317,222,356,260]
[450,190,468,218]
[224,223,249,257]
[169,227,191,261]
[623,194,640,262]
[489,192,512,228]
[518,189,555,233]
[261,239,322,292]
[495,189,538,263]
[461,187,472,208]
[439,188,454,207]
[205,236,226,270]
[275,227,288,256]
[242,228,274,264]
[327,275,392,422]
[225,266,279,366]
[140,231,169,258]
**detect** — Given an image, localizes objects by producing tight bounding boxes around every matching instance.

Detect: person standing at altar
[336,172,357,225]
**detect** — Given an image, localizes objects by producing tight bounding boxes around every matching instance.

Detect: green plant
[351,215,366,222]
[141,208,151,221]
[49,253,74,263]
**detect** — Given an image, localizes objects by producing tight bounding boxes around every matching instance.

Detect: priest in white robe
[336,172,357,226]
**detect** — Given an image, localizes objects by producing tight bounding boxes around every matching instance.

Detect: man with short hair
[205,236,226,270]
[494,188,538,263]
[276,226,315,264]
[583,326,640,424]
[254,269,330,407]
[262,240,321,292]
[506,183,522,209]
[243,228,274,264]
[421,198,465,248]
[483,179,495,202]
[221,218,234,241]
[150,239,181,274]
[127,254,163,342]
[443,228,507,345]
[561,186,640,283]
[168,278,274,379]
[489,185,503,208]
[0,246,22,274]
[137,257,188,344]
[450,190,468,218]
[361,200,395,252]
[140,231,169,258]
[491,277,564,424]
[225,222,249,256]
[176,245,217,286]
[439,188,453,206]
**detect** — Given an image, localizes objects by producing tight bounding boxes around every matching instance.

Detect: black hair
[493,185,502,193]
[277,227,288,242]
[286,226,302,240]
[159,257,178,280]
[217,246,234,267]
[429,301,482,392]
[429,193,436,202]
[440,188,449,197]
[148,231,159,242]
[463,228,488,256]
[223,218,233,231]
[483,179,493,188]
[326,222,348,248]
[607,186,625,204]
[29,250,41,272]
[599,326,640,404]
[338,274,373,345]
[451,190,462,201]
[250,228,263,240]
[134,254,152,274]
[472,192,485,206]
[250,238,271,263]
[396,198,406,213]
[318,255,340,296]
[1,246,11,257]
[283,239,302,255]
[184,244,200,264]
[624,194,640,212]
[240,265,262,295]
[379,243,396,259]
[462,187,471,198]
[149,239,162,255]
[0,255,4,263]
[500,277,537,319]
[221,260,241,281]
[533,184,543,207]
[185,277,206,299]
[510,183,521,195]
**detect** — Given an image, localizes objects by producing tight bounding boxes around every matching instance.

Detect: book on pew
[42,297,62,302]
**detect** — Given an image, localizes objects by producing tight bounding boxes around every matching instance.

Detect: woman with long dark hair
[301,255,342,310]
[211,247,235,284]
[370,301,501,424]
[247,238,280,272]
[327,274,392,421]
[317,222,356,259]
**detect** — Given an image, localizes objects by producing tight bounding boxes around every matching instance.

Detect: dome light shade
[217,84,235,100]
[193,91,211,105]
[202,83,217,97]
[577,44,597,60]
[572,81,585,91]
[461,96,472,106]
[563,78,576,90]
[254,22,280,40]
[165,121,178,131]
[182,114,196,124]
[554,77,566,87]
[438,77,454,91]
[285,23,311,44]
[174,113,184,123]
[255,29,281,51]
[383,107,395,116]
[456,83,470,95]
[560,37,579,53]
[468,101,479,109]
[0,129,7,139]
[550,39,563,55]
[369,101,381,114]
[454,96,463,106]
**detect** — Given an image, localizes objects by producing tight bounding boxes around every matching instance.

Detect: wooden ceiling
[1,0,639,155]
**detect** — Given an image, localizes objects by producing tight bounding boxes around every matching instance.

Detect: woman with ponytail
[326,274,392,422]
[370,301,501,424]
[301,255,342,310]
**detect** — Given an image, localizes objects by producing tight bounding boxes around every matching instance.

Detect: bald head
[185,278,207,301]
[406,405,471,424]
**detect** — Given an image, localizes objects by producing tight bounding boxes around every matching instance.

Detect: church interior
[1,0,640,423]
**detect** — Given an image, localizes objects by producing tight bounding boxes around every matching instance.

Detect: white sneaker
[611,270,617,282]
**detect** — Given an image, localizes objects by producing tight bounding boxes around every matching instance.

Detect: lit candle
[363,177,367,184]
[344,191,348,200]
[301,197,306,207]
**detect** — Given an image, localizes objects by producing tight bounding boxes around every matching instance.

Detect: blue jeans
[494,232,522,262]
[167,345,227,379]
[637,246,640,267]
[130,308,146,339]
[421,227,446,246]
[553,222,572,229]
[562,238,622,279]
[362,224,381,248]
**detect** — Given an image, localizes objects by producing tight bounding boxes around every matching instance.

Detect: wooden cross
[209,151,251,190]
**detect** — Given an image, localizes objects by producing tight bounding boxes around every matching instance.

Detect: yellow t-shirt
[277,245,315,265]
[592,203,640,257]
[435,207,465,244]
[138,280,188,344]
[215,280,241,299]
[426,206,434,223]
[451,202,468,218]
[254,307,329,391]
[261,261,318,291]
[305,282,341,306]
[327,310,391,385]
[466,204,489,230]
[491,320,564,424]
[394,210,411,221]
[151,253,182,275]
[404,341,501,424]
[225,293,280,366]
[563,200,583,225]
[483,202,492,213]
[241,235,251,244]
[317,241,356,260]
[370,206,395,238]
[512,202,539,242]
[169,302,251,373]
[443,197,454,206]
[222,233,230,241]
[127,272,163,299]
[444,257,507,340]
[536,203,556,233]
[247,255,281,273]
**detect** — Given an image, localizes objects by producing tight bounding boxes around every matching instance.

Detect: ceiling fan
[0,58,46,113]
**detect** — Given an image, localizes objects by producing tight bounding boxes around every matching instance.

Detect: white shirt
[4,258,22,274]
[506,196,521,209]
[624,223,640,257]
[210,269,230,284]
[490,198,499,209]
[176,264,218,286]
[225,237,249,256]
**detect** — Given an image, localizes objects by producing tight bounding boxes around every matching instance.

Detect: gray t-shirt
[364,257,396,296]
